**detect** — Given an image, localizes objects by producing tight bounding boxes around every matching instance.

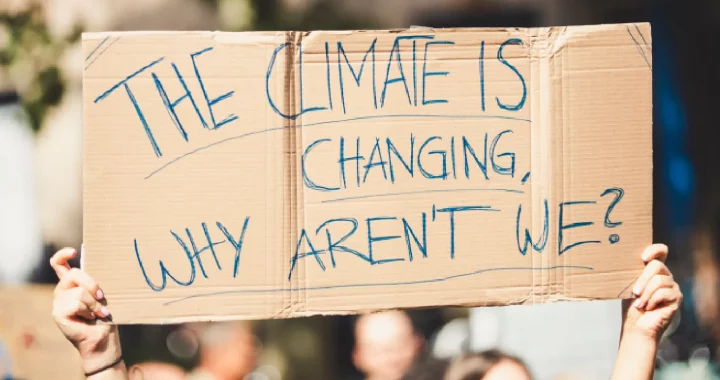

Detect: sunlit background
[1,0,720,379]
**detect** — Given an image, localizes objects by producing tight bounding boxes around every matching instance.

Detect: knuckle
[67,268,81,279]
[69,287,84,300]
[649,260,664,271]
[87,298,100,310]
[648,275,662,288]
[74,299,86,311]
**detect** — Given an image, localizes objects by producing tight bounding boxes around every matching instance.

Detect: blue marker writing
[437,205,500,258]
[303,138,340,191]
[190,47,238,129]
[418,136,448,180]
[367,217,404,264]
[496,39,527,112]
[381,36,434,107]
[422,40,454,105]
[558,201,601,255]
[337,38,378,112]
[515,199,549,255]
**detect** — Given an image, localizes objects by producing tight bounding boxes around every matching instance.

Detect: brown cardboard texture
[0,286,84,379]
[82,23,653,324]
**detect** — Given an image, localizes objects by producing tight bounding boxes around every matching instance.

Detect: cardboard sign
[82,23,652,324]
[0,286,84,379]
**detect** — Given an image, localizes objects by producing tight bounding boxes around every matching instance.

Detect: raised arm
[611,244,682,380]
[50,248,129,380]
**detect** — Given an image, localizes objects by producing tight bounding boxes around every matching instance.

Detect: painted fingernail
[96,289,104,300]
[101,307,110,317]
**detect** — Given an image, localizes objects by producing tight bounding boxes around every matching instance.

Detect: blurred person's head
[353,310,424,380]
[402,358,451,380]
[194,321,257,380]
[129,361,187,380]
[443,350,531,380]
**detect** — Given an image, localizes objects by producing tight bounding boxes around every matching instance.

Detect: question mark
[600,187,624,244]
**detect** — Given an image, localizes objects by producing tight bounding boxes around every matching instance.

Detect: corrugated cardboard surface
[0,286,84,379]
[82,23,652,324]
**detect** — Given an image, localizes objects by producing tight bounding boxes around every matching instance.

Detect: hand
[50,247,123,375]
[623,244,683,341]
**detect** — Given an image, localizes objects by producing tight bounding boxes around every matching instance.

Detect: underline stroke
[321,187,524,203]
[162,264,593,306]
[145,113,531,180]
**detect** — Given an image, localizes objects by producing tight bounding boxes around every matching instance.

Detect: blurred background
[1,0,720,379]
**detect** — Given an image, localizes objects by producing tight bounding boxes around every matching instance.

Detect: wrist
[78,329,123,374]
[81,350,123,375]
[622,322,663,343]
[87,360,127,380]
[620,327,660,353]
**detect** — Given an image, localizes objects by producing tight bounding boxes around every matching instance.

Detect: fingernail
[96,289,104,300]
[632,286,642,296]
[634,299,645,309]
[101,307,110,317]
[89,313,96,319]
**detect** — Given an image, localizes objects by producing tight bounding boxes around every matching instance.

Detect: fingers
[56,268,104,301]
[646,286,683,311]
[75,302,97,321]
[632,259,671,296]
[54,296,94,321]
[54,268,110,319]
[634,274,675,309]
[73,287,109,319]
[50,247,76,279]
[641,243,668,263]
[54,287,110,321]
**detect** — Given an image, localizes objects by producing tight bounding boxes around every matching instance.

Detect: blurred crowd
[115,311,535,380]
[2,0,720,379]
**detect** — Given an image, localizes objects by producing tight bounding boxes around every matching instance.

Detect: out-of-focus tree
[209,0,377,31]
[0,4,79,132]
